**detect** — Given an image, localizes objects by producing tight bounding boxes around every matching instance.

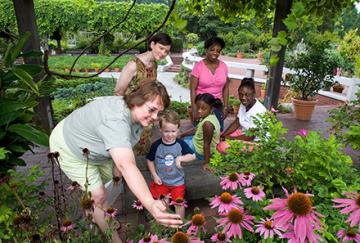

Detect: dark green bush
[170,38,183,53]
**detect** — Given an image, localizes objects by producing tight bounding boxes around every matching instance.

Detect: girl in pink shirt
[190,36,230,131]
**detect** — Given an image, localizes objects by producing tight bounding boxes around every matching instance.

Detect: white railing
[182,50,360,102]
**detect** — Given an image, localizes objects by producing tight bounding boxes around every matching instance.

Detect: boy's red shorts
[150,181,186,202]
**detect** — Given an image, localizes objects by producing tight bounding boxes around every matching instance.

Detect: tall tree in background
[12,0,54,133]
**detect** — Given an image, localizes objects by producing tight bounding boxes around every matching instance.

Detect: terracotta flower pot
[292,98,318,121]
[332,84,344,93]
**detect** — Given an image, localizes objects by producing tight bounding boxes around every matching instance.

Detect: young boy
[146,110,196,218]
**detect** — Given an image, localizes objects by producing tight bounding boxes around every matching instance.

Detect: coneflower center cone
[229,173,239,181]
[227,208,243,223]
[220,192,233,203]
[63,219,72,227]
[251,187,260,195]
[106,207,115,214]
[172,231,189,243]
[143,236,151,242]
[347,229,356,237]
[287,192,312,216]
[176,197,184,203]
[264,221,273,229]
[217,232,226,240]
[192,214,205,226]
[356,194,360,206]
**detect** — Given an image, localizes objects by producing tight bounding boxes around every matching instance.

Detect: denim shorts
[183,136,204,160]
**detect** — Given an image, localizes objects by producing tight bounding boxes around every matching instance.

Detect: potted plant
[287,33,338,120]
[332,83,345,93]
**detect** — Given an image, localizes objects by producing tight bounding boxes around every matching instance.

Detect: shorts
[183,136,204,160]
[150,182,186,202]
[49,120,114,192]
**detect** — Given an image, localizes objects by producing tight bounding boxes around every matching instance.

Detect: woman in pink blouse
[190,36,229,131]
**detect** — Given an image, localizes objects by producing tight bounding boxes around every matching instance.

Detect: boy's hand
[203,164,214,173]
[153,175,162,185]
[175,157,183,169]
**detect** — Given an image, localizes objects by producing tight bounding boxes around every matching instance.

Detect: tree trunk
[13,0,55,134]
[264,0,292,109]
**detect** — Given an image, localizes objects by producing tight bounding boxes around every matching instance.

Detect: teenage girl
[217,78,267,154]
[180,93,221,172]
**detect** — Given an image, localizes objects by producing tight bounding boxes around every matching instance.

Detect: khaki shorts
[49,120,113,192]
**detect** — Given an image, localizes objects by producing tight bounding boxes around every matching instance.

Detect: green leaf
[292,2,305,16]
[18,50,43,58]
[268,38,281,52]
[283,16,297,30]
[8,124,49,147]
[10,32,31,63]
[278,31,288,46]
[0,100,37,115]
[331,178,347,191]
[17,64,43,76]
[173,18,187,31]
[0,110,23,126]
[0,129,5,140]
[0,147,10,160]
[12,67,40,95]
[269,55,279,66]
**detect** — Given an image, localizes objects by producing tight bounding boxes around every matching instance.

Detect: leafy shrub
[170,37,183,53]
[168,101,190,119]
[174,65,191,88]
[328,86,360,159]
[211,112,360,199]
[0,33,49,175]
[195,41,205,56]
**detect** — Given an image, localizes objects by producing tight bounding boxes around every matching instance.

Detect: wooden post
[264,0,292,109]
[13,0,54,134]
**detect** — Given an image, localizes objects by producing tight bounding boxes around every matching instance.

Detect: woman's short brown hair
[159,110,180,128]
[124,81,170,109]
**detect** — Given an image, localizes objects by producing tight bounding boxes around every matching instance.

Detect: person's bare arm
[147,159,162,185]
[202,121,214,168]
[179,127,196,138]
[190,75,199,121]
[110,147,182,226]
[222,78,230,119]
[114,61,137,96]
[175,153,196,169]
[221,117,240,139]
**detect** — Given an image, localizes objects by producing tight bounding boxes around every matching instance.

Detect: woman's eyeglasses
[144,103,163,117]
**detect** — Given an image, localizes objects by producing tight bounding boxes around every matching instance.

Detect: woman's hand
[149,200,183,227]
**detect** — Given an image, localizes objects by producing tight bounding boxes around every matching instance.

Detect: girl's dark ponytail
[195,93,222,109]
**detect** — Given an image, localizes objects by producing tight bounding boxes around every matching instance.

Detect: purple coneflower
[105,207,117,218]
[239,172,255,187]
[297,129,309,137]
[132,200,144,210]
[255,218,282,239]
[217,208,254,239]
[210,232,231,242]
[171,231,204,243]
[170,197,188,208]
[139,234,159,243]
[60,219,75,233]
[186,213,206,236]
[220,173,242,191]
[210,192,243,213]
[337,228,360,242]
[264,188,322,243]
[244,186,266,201]
[333,192,360,231]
